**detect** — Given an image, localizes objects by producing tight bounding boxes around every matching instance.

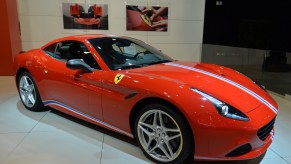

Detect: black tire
[134,103,194,164]
[18,71,44,111]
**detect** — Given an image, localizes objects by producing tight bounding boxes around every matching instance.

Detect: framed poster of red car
[62,3,108,30]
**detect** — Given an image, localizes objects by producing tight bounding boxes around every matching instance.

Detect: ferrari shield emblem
[114,74,125,84]
[140,14,152,26]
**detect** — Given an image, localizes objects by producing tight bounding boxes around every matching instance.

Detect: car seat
[67,43,84,60]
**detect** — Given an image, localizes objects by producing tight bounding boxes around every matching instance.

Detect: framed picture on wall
[62,3,108,30]
[126,5,168,32]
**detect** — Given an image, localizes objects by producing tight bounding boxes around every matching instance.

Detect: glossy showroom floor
[0,76,291,164]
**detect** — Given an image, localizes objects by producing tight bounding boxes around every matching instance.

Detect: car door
[40,41,103,120]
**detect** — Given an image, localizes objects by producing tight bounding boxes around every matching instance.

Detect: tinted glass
[88,37,173,70]
[43,41,100,69]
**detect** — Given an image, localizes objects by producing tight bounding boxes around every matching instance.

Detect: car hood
[128,61,277,113]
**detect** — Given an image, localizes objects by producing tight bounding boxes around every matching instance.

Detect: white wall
[17,0,205,61]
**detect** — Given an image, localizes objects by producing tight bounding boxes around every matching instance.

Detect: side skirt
[43,100,134,138]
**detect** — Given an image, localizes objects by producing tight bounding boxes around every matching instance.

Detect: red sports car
[14,34,278,163]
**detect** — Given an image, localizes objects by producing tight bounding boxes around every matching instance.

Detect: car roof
[61,34,121,40]
[41,34,123,49]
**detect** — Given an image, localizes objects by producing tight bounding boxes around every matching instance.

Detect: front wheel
[134,104,193,163]
[18,71,44,111]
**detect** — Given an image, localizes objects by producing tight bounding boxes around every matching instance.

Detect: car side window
[43,41,100,69]
[43,43,62,59]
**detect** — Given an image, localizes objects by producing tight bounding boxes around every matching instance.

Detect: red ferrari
[14,34,277,163]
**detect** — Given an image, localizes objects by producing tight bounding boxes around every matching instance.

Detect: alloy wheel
[19,75,36,108]
[137,109,183,162]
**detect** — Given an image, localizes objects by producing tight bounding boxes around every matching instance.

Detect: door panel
[40,40,103,120]
[42,59,88,112]
[75,71,103,120]
[41,59,103,120]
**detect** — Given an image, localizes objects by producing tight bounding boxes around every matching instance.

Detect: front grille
[257,117,276,141]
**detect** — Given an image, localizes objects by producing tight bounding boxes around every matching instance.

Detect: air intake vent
[257,117,276,141]
[226,144,252,157]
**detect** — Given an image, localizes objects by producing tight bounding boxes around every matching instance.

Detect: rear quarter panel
[14,49,50,100]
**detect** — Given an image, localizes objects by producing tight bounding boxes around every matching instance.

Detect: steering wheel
[134,51,148,59]
[134,52,144,59]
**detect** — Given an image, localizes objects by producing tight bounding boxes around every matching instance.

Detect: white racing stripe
[270,129,275,141]
[165,63,278,114]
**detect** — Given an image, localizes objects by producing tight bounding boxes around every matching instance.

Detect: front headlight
[191,88,249,122]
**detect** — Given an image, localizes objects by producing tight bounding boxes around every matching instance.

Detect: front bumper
[192,104,277,161]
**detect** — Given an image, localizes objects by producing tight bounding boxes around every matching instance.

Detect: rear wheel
[18,72,44,111]
[134,104,193,163]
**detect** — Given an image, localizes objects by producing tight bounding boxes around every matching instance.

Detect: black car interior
[43,41,100,69]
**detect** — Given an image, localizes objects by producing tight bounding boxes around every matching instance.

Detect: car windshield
[88,37,173,70]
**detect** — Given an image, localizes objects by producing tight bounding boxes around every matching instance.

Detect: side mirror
[66,59,94,73]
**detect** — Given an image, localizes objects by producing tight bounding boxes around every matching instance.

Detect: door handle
[74,70,84,80]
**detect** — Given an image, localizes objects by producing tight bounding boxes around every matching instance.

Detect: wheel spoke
[164,128,180,133]
[139,122,153,130]
[27,84,34,92]
[167,134,181,141]
[28,94,35,104]
[20,87,26,94]
[159,143,171,159]
[21,93,26,102]
[153,111,158,127]
[148,144,159,153]
[20,87,26,91]
[146,137,154,150]
[159,111,165,128]
[164,140,174,157]
[24,94,30,105]
[138,124,154,137]
[23,76,29,86]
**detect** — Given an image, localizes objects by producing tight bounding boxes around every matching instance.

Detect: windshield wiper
[147,59,172,65]
[115,64,144,70]
[114,60,172,70]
